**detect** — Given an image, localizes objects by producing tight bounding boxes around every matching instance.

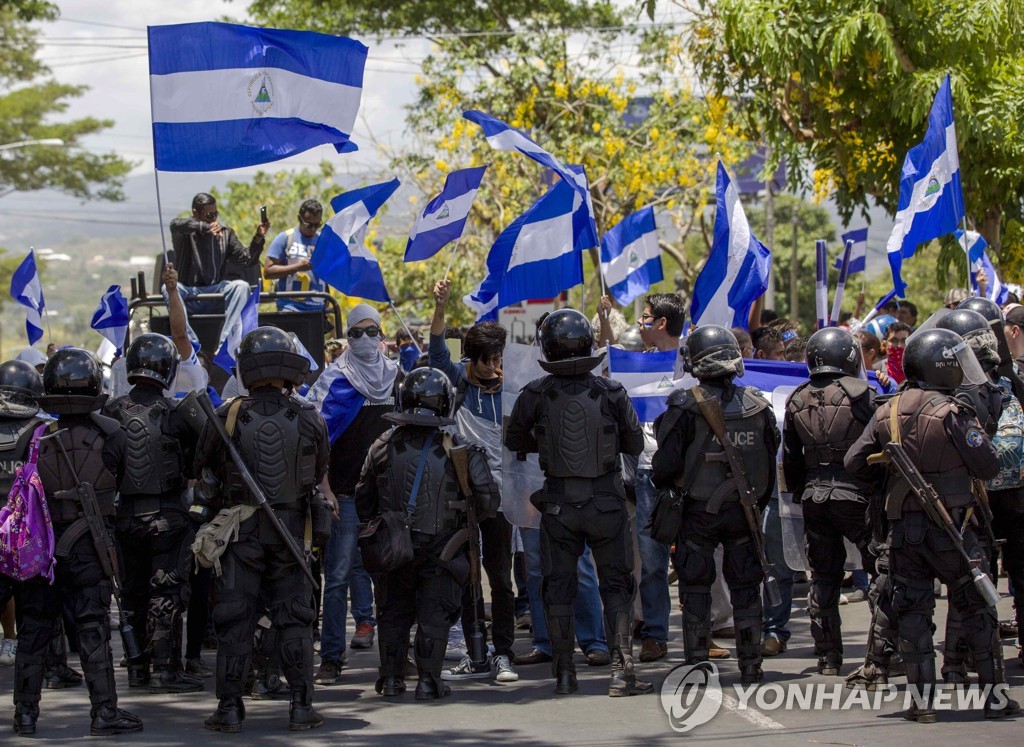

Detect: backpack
[0,425,56,583]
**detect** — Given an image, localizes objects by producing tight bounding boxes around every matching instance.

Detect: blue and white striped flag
[886,75,964,295]
[90,285,129,355]
[691,160,771,328]
[405,166,487,262]
[214,286,260,373]
[607,348,683,423]
[834,227,868,275]
[464,166,592,323]
[600,206,663,306]
[148,21,367,172]
[311,179,400,304]
[957,230,1009,305]
[9,250,45,345]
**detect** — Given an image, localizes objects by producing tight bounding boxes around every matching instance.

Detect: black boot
[413,633,451,701]
[13,703,39,736]
[149,619,203,694]
[681,593,712,664]
[976,653,1021,719]
[90,705,143,736]
[608,613,652,697]
[817,651,843,676]
[553,653,578,695]
[375,635,408,697]
[127,660,151,688]
[205,697,245,733]
[14,650,44,736]
[289,687,324,731]
[548,607,578,694]
[904,660,938,724]
[44,620,83,689]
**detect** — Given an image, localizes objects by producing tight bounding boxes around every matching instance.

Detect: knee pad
[678,541,716,588]
[212,596,251,631]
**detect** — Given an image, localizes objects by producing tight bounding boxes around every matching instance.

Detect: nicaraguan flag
[957,230,1009,305]
[148,21,367,172]
[690,160,771,328]
[835,227,868,275]
[9,250,45,345]
[405,166,487,262]
[311,179,400,304]
[885,75,964,295]
[90,285,130,355]
[464,165,592,322]
[214,285,260,373]
[607,348,682,423]
[463,110,598,248]
[600,206,663,306]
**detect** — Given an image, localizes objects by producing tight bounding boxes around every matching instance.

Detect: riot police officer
[103,333,200,694]
[355,368,498,700]
[783,328,876,676]
[506,309,648,697]
[846,328,1019,721]
[193,327,330,732]
[12,349,142,736]
[651,325,779,684]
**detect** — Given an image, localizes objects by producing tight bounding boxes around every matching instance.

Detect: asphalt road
[0,579,1021,745]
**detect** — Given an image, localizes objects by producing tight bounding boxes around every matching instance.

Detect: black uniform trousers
[990,487,1024,649]
[801,493,873,656]
[460,511,515,659]
[539,495,635,665]
[673,499,763,669]
[212,508,314,703]
[116,502,193,671]
[889,511,998,681]
[13,524,117,714]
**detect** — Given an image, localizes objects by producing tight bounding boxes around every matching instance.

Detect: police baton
[196,391,320,591]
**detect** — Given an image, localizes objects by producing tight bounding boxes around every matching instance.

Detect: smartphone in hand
[260,205,268,224]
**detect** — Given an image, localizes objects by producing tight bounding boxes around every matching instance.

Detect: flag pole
[442,238,461,282]
[961,217,974,295]
[30,246,53,345]
[389,302,421,356]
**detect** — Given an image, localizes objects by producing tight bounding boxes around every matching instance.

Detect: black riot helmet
[39,348,106,415]
[805,327,862,378]
[236,326,310,389]
[903,328,983,392]
[937,308,1001,373]
[957,296,1004,324]
[0,359,43,418]
[685,325,744,380]
[125,333,179,389]
[539,309,594,362]
[399,367,454,418]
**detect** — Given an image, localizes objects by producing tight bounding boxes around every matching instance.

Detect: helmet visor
[947,339,988,387]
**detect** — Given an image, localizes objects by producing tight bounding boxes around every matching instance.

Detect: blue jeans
[521,526,608,655]
[762,494,796,643]
[320,497,374,663]
[165,279,252,347]
[635,469,670,644]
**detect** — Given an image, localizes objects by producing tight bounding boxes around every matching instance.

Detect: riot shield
[501,343,545,529]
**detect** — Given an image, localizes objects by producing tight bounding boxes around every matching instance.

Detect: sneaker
[839,594,849,605]
[0,638,15,667]
[351,623,375,649]
[844,589,868,604]
[441,656,491,681]
[762,636,786,657]
[314,660,342,686]
[494,655,519,683]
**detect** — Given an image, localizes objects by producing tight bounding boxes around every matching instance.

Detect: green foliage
[683,0,1024,265]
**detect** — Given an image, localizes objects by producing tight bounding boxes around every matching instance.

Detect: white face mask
[348,333,380,361]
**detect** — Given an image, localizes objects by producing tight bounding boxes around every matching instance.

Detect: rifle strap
[690,386,746,513]
[225,398,244,437]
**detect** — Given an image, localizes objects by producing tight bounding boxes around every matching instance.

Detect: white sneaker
[441,656,491,681]
[494,655,519,683]
[838,594,849,606]
[0,638,16,667]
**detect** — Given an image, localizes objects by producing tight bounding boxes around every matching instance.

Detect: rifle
[445,442,487,668]
[41,430,141,660]
[195,391,319,590]
[972,479,1004,551]
[691,387,782,607]
[880,441,1000,608]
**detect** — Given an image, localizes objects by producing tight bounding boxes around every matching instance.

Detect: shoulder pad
[736,385,771,415]
[523,377,549,394]
[666,387,694,408]
[837,376,870,401]
[787,381,812,410]
[593,376,625,393]
[88,412,122,436]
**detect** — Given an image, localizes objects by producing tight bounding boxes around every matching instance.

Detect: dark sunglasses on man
[347,325,381,339]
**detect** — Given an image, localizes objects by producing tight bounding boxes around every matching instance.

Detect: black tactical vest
[787,377,870,482]
[226,398,318,507]
[0,417,44,499]
[37,417,119,522]
[534,378,619,479]
[377,429,462,536]
[108,395,183,498]
[677,386,773,504]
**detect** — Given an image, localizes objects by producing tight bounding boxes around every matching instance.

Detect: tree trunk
[979,205,1003,255]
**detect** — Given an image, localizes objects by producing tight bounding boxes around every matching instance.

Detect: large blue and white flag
[886,75,964,295]
[90,285,129,355]
[148,21,367,172]
[463,110,598,249]
[834,227,868,275]
[957,230,1009,305]
[311,179,400,304]
[405,166,487,262]
[607,348,682,423]
[464,166,592,322]
[690,161,771,328]
[306,363,367,443]
[9,250,45,345]
[214,285,260,373]
[600,206,663,306]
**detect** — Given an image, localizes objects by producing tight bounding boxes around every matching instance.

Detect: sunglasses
[347,325,381,339]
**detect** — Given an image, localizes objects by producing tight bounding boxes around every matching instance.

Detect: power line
[54,18,147,32]
[0,211,158,227]
[48,53,148,68]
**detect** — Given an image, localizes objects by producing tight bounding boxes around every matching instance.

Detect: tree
[678,0,1024,269]
[243,1,754,322]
